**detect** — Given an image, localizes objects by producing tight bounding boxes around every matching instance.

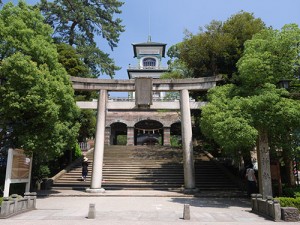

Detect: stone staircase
[51,146,245,194]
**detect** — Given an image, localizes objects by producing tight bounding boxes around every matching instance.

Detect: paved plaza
[2,190,299,225]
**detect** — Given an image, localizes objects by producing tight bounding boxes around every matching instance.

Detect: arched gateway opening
[135,120,163,145]
[110,122,127,145]
[170,122,182,146]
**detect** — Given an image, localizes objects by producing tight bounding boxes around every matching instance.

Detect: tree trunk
[283,155,296,187]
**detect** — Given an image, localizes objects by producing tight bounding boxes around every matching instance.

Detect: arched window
[143,58,156,67]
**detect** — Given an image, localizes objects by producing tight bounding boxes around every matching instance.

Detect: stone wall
[0,192,36,219]
[106,111,180,127]
[251,194,300,222]
[281,207,300,222]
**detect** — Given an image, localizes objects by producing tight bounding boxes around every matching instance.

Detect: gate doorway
[135,120,163,145]
[110,122,127,145]
[170,122,182,146]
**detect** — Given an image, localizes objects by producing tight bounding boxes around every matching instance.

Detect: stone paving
[2,189,299,225]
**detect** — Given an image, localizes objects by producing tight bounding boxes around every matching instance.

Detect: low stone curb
[251,194,300,222]
[0,192,37,219]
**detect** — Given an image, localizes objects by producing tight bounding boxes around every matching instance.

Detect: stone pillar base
[86,188,105,193]
[127,127,134,146]
[182,188,199,194]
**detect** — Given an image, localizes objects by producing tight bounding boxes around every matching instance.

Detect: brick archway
[110,122,127,145]
[134,119,163,145]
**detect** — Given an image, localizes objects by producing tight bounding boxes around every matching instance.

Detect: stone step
[51,146,244,193]
[51,184,241,192]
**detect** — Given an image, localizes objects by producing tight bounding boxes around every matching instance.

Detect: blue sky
[106,0,300,80]
[3,0,300,82]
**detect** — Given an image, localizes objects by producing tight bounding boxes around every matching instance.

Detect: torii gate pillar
[180,89,196,191]
[86,89,107,193]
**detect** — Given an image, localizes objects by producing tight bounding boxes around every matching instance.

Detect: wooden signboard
[3,148,33,197]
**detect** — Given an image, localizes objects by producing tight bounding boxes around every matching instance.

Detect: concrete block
[88,203,96,219]
[273,201,281,221]
[183,204,190,220]
[251,194,261,212]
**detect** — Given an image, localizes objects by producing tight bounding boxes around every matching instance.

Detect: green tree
[222,11,266,76]
[0,2,80,160]
[77,109,96,142]
[167,11,265,81]
[56,43,89,78]
[237,25,300,89]
[201,24,300,189]
[56,43,97,141]
[200,84,258,154]
[38,0,125,78]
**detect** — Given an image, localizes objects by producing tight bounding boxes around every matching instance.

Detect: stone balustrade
[0,192,36,219]
[251,194,281,221]
[251,194,300,222]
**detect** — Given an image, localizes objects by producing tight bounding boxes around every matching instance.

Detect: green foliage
[200,24,300,161]
[117,135,127,145]
[237,24,300,90]
[169,11,265,79]
[170,135,181,147]
[276,197,300,210]
[38,0,125,77]
[222,11,265,53]
[33,165,50,182]
[164,43,193,79]
[78,109,96,141]
[0,2,80,160]
[56,43,90,77]
[160,70,184,79]
[282,186,300,198]
[201,85,258,152]
[74,143,82,159]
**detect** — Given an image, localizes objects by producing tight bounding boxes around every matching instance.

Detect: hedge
[276,197,300,211]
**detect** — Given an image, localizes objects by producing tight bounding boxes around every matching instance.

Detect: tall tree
[56,43,89,78]
[0,2,80,160]
[56,43,97,141]
[167,11,265,81]
[38,0,125,78]
[201,24,300,190]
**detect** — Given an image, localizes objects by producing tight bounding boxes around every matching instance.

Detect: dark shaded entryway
[134,120,163,145]
[110,122,127,145]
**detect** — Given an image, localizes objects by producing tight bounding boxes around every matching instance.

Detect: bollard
[273,199,281,221]
[183,204,190,220]
[87,203,96,219]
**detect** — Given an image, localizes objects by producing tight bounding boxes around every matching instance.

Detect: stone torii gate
[70,75,221,193]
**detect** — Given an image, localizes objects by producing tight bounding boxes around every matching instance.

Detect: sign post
[3,149,33,197]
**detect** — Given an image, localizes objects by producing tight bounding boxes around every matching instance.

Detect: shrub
[170,135,181,147]
[74,143,82,158]
[117,135,127,145]
[35,165,50,182]
[276,197,300,211]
